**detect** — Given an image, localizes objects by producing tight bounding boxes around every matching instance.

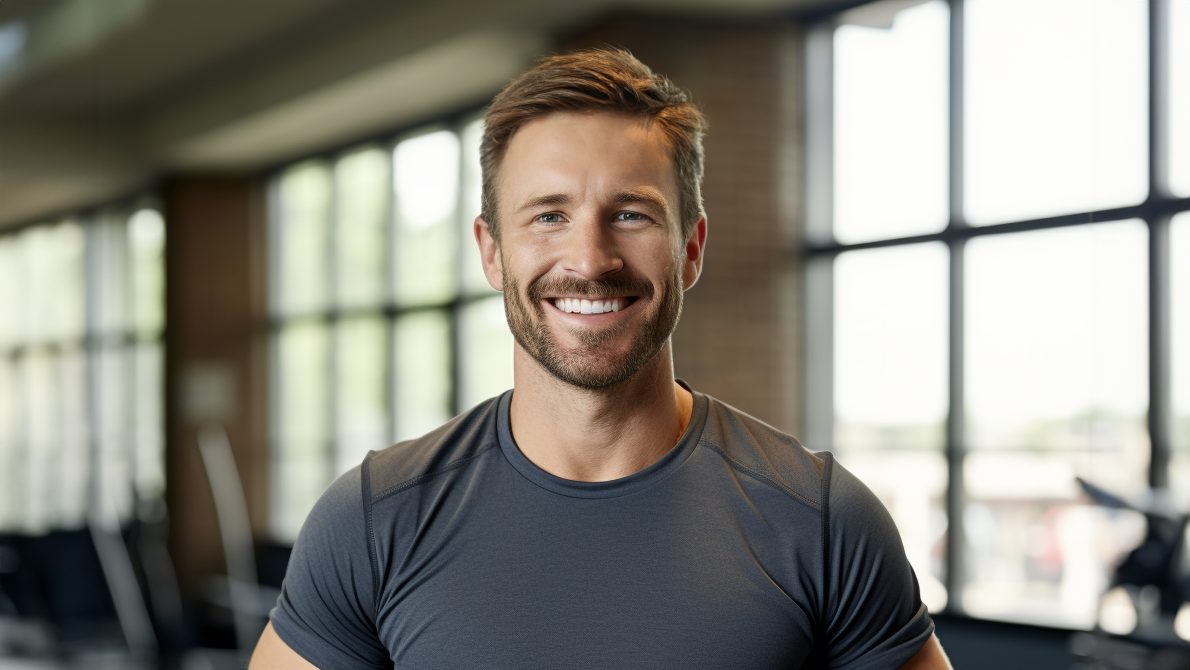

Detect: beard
[502,262,684,390]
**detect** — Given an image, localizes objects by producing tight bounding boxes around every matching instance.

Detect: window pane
[133,342,164,501]
[334,148,389,309]
[276,161,332,316]
[833,0,949,243]
[461,117,495,296]
[0,358,19,529]
[965,0,1148,224]
[835,243,948,450]
[0,237,20,348]
[335,318,388,474]
[273,321,330,541]
[1172,213,1190,507]
[394,310,452,442]
[92,213,130,337]
[129,208,165,336]
[966,221,1149,455]
[964,220,1150,627]
[57,348,89,528]
[458,296,513,411]
[959,486,1144,628]
[95,346,132,528]
[22,351,57,532]
[393,130,459,306]
[23,222,85,344]
[1171,0,1190,197]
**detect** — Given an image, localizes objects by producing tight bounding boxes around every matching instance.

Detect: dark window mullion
[326,160,341,484]
[943,0,966,615]
[1148,0,1172,489]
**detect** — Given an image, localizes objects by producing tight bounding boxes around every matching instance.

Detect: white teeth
[553,297,623,314]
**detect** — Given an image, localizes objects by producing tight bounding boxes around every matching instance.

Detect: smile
[549,297,635,314]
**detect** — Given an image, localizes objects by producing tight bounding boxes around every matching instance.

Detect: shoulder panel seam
[361,452,381,617]
[819,450,834,643]
[371,443,499,503]
[697,439,821,510]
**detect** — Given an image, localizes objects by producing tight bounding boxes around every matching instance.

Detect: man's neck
[508,343,694,482]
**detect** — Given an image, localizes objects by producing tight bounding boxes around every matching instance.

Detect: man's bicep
[251,622,321,670]
[897,634,952,670]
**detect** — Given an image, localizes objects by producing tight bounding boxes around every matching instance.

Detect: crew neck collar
[496,379,708,499]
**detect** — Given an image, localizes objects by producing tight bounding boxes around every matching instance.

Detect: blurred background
[0,0,1187,668]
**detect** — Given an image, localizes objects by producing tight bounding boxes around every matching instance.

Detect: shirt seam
[370,442,499,504]
[696,438,822,510]
[361,452,381,618]
[820,450,834,646]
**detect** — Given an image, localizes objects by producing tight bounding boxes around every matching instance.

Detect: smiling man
[251,48,952,669]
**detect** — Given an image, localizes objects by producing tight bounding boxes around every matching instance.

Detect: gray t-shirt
[271,386,933,669]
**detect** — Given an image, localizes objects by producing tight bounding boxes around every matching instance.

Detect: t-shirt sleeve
[269,463,391,669]
[819,455,934,670]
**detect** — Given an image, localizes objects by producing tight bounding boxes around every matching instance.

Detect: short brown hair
[480,48,707,241]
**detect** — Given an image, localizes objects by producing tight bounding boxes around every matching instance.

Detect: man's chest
[368,476,821,669]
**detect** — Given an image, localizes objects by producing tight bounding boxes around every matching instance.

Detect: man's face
[476,111,705,389]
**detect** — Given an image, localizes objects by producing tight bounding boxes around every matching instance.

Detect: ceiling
[0,0,834,228]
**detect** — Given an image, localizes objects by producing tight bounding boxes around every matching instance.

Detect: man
[252,48,951,669]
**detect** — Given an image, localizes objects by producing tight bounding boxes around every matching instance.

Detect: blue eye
[615,212,648,222]
[537,213,563,224]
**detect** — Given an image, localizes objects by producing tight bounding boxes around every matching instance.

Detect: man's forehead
[498,110,679,207]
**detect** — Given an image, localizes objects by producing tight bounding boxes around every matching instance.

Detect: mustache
[526,274,655,302]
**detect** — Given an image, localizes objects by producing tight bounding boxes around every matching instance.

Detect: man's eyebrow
[611,188,670,215]
[516,193,572,212]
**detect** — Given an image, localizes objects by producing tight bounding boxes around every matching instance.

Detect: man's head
[480,48,707,243]
[475,49,708,390]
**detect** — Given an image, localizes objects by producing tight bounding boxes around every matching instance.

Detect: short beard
[503,265,684,390]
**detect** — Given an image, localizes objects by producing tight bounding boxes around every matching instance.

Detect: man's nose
[561,219,623,279]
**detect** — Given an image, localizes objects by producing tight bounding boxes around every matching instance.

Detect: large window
[0,202,166,533]
[806,0,1188,628]
[269,116,514,542]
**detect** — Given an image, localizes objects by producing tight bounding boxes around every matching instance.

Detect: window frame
[803,0,1190,620]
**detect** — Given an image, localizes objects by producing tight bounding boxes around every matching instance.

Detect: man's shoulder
[364,392,506,502]
[696,393,830,512]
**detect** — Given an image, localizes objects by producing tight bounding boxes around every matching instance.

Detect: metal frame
[804,0,1188,619]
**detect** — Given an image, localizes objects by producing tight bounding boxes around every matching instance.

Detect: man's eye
[536,213,564,224]
[614,212,649,223]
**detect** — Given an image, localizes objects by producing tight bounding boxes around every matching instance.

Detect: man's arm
[250,622,319,670]
[898,633,952,670]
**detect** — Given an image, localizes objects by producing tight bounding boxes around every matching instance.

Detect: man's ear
[681,215,707,290]
[474,216,504,291]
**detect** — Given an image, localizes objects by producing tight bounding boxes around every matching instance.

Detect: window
[806,0,1187,628]
[269,116,514,542]
[0,202,166,533]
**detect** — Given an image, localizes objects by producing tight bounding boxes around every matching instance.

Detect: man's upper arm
[898,634,953,670]
[265,462,391,670]
[251,622,320,669]
[819,455,936,669]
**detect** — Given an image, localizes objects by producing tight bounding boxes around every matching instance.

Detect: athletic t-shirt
[270,385,933,669]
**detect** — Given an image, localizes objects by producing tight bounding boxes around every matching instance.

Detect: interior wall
[563,16,806,436]
[163,177,270,596]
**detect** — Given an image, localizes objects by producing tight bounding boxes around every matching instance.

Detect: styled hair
[480,47,707,241]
